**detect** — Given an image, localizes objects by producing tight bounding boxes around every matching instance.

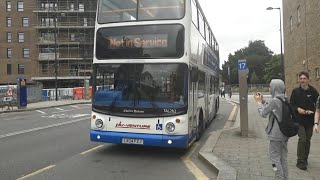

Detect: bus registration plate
[122,138,144,145]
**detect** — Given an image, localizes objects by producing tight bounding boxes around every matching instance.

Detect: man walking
[290,71,319,170]
[254,79,288,180]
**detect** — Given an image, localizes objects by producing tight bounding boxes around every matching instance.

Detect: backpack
[273,97,299,137]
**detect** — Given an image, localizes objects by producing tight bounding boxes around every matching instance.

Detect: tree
[263,54,281,82]
[250,72,259,84]
[221,40,274,84]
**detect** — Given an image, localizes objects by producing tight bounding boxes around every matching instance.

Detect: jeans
[297,125,313,161]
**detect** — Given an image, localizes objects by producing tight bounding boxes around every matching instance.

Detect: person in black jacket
[290,71,319,170]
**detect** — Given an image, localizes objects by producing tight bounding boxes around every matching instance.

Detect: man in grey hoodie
[254,79,289,180]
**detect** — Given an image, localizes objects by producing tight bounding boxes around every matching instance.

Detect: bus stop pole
[238,60,249,137]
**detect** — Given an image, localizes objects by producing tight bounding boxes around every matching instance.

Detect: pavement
[199,95,320,180]
[0,99,91,114]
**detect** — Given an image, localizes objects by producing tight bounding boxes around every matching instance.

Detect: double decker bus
[90,0,220,149]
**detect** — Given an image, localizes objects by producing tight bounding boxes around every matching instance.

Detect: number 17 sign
[238,60,247,70]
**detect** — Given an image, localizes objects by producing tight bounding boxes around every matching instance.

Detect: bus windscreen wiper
[109,86,128,110]
[137,88,162,116]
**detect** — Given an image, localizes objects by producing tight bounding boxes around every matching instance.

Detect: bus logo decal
[115,121,151,130]
[156,120,163,131]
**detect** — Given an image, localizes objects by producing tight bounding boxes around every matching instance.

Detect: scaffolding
[33,0,97,88]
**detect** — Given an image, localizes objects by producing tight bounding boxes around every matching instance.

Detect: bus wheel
[196,112,204,141]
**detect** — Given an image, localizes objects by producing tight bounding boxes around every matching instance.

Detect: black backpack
[272,97,299,137]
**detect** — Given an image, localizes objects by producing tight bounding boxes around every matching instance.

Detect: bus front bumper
[90,130,189,148]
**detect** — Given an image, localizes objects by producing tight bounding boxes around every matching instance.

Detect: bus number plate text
[122,138,144,145]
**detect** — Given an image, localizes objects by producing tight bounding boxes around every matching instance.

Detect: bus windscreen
[92,63,188,117]
[98,0,185,23]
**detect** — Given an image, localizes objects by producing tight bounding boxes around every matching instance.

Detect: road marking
[224,104,237,129]
[81,145,104,155]
[55,108,64,111]
[36,110,46,114]
[181,143,209,180]
[71,105,80,109]
[16,165,55,180]
[0,116,89,139]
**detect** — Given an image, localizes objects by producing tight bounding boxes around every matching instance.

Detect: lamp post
[266,7,285,82]
[54,11,58,101]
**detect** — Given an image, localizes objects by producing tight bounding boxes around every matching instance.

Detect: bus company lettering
[115,121,151,130]
[123,109,145,113]
[107,34,168,49]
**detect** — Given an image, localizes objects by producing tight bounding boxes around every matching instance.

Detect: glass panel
[199,12,204,37]
[96,24,184,59]
[98,0,185,23]
[138,0,185,20]
[93,64,188,117]
[191,0,198,28]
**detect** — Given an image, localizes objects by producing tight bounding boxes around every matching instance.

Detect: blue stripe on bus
[90,130,189,148]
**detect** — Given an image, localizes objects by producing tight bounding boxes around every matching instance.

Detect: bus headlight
[95,119,104,128]
[166,122,175,132]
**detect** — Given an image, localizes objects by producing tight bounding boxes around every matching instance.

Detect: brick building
[0,0,38,84]
[283,0,320,94]
[0,0,97,88]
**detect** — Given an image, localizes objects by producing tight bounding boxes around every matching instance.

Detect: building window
[23,48,30,58]
[17,1,24,11]
[79,3,84,12]
[18,32,24,43]
[22,17,29,27]
[7,32,12,43]
[290,16,293,32]
[7,48,12,58]
[7,64,12,75]
[18,64,25,74]
[6,1,12,11]
[7,17,12,27]
[297,6,301,25]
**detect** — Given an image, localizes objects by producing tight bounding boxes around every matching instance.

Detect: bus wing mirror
[191,67,199,82]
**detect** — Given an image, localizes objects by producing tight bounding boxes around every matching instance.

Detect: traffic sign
[238,60,247,70]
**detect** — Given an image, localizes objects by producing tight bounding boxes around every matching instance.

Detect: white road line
[36,110,46,114]
[17,165,55,180]
[0,116,89,139]
[70,105,79,108]
[55,108,64,111]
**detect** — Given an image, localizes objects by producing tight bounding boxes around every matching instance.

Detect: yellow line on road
[80,145,104,155]
[224,104,237,129]
[181,143,209,180]
[16,165,55,180]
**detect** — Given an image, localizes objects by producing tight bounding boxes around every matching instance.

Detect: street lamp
[266,7,285,82]
[54,9,58,101]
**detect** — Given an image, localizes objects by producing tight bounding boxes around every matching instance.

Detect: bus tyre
[196,112,204,141]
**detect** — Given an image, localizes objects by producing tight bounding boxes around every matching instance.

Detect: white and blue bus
[90,0,220,149]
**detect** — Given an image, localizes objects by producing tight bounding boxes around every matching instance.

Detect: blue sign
[17,78,27,108]
[156,120,163,130]
[238,60,247,70]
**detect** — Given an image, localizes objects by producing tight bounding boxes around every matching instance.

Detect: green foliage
[263,54,281,82]
[250,72,259,84]
[221,40,281,84]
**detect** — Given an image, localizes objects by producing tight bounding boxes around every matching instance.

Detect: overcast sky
[198,0,283,66]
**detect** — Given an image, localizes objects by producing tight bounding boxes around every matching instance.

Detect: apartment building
[0,0,37,85]
[32,0,97,88]
[283,0,320,93]
[0,0,97,88]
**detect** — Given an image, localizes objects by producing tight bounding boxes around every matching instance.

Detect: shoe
[296,161,307,170]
